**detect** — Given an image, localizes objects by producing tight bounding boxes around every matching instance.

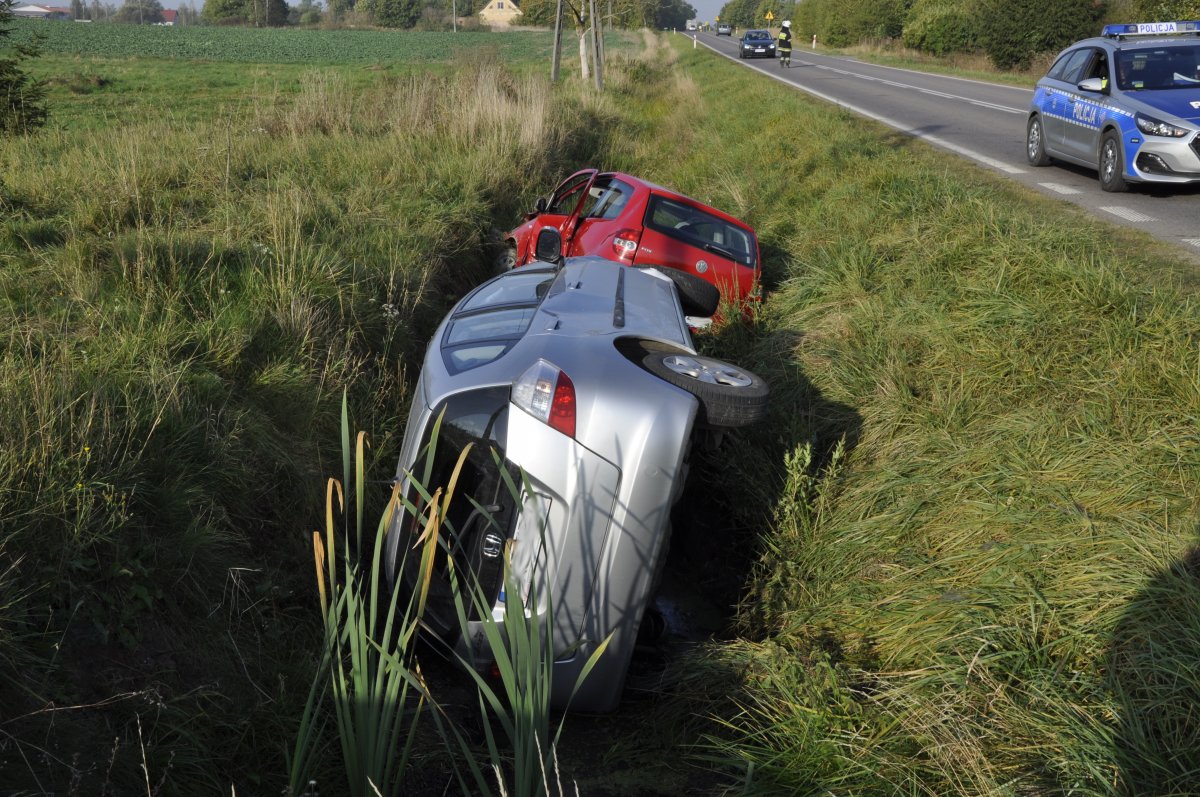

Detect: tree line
[714,0,1200,70]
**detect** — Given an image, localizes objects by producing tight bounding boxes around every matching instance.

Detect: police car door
[1041,47,1095,154]
[1062,49,1109,163]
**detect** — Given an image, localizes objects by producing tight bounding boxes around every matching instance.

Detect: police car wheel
[1026,115,1051,167]
[1099,131,1128,193]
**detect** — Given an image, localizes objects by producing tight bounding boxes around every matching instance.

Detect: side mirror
[1078,77,1105,93]
[534,228,564,265]
[534,196,549,214]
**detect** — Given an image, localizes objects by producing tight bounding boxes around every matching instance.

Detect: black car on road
[739,29,775,59]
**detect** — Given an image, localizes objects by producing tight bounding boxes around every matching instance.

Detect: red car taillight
[612,229,640,262]
[512,360,576,438]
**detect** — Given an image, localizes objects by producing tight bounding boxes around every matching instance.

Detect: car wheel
[1026,115,1051,167]
[494,244,518,273]
[1099,131,1128,193]
[642,351,768,428]
[638,266,721,318]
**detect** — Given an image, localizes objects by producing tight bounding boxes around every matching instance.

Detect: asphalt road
[691,31,1200,257]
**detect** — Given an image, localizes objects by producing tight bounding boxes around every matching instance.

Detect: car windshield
[745,31,771,41]
[1116,45,1200,90]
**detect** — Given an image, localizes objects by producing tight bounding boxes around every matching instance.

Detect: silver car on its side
[384,232,767,713]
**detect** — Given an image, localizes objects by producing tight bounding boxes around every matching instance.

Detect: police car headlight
[1135,112,1190,138]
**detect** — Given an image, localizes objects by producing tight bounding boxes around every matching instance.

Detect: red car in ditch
[496,170,761,306]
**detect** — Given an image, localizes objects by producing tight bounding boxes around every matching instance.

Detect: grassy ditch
[625,38,1200,796]
[2,25,1199,795]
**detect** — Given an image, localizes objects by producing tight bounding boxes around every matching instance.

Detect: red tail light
[512,360,576,438]
[612,229,640,261]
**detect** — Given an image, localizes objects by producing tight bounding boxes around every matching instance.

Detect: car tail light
[612,229,640,261]
[512,359,576,438]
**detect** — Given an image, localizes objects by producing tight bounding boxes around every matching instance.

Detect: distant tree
[116,0,165,23]
[289,0,322,24]
[325,0,353,19]
[202,0,251,23]
[366,0,421,27]
[177,1,201,22]
[70,0,85,17]
[246,0,289,25]
[0,0,47,133]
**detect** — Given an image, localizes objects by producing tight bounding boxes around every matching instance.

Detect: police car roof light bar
[1102,21,1200,40]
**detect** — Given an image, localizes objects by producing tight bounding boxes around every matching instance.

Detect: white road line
[1182,238,1200,248]
[1040,183,1083,195]
[1101,206,1157,222]
[810,63,1027,114]
[692,37,1029,176]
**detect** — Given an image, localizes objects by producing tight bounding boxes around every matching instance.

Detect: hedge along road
[689,30,1200,260]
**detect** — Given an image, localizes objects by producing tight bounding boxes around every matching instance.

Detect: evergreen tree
[370,0,421,27]
[70,0,85,18]
[0,0,47,133]
[202,0,251,23]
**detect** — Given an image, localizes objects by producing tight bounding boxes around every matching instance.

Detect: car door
[1040,47,1095,154]
[518,169,598,263]
[563,176,640,260]
[1061,48,1109,163]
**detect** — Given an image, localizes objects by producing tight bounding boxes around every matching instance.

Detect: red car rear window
[643,195,757,268]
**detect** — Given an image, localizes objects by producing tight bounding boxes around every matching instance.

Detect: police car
[1027,20,1200,192]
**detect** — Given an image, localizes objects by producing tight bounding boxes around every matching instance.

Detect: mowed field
[4,21,1200,796]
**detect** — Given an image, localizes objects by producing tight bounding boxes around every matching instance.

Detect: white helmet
[782,20,791,28]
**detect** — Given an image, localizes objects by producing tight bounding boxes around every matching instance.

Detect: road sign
[765,10,774,20]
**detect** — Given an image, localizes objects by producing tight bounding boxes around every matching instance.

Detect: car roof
[597,171,757,232]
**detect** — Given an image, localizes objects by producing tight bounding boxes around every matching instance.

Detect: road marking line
[1039,183,1083,195]
[692,37,1029,175]
[813,65,1027,114]
[1101,206,1156,222]
[1182,238,1200,248]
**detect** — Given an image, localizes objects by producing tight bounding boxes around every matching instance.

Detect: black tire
[494,244,518,273]
[639,266,721,318]
[1099,130,1128,192]
[1026,115,1051,167]
[642,351,768,428]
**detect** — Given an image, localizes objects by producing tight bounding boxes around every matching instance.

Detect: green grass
[5,22,1200,796]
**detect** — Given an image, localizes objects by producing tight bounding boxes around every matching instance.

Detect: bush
[977,0,1106,70]
[903,0,981,56]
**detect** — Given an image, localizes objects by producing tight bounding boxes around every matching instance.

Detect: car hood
[742,40,774,45]
[1125,89,1200,125]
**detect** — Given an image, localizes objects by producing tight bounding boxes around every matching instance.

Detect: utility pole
[551,0,563,81]
[588,0,601,90]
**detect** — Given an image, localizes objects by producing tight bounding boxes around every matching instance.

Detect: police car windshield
[1116,45,1200,90]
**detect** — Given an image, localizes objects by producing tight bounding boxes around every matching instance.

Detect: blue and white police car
[1027,21,1200,192]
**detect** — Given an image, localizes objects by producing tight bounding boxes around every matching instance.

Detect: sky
[690,0,724,24]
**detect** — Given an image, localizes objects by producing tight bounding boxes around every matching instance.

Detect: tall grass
[633,37,1200,796]
[0,48,629,792]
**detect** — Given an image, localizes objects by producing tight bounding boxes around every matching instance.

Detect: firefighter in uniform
[778,20,793,67]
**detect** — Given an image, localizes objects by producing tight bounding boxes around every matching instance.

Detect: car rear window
[442,268,559,373]
[644,195,757,268]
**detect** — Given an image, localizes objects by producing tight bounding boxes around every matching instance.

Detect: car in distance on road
[1027,20,1200,192]
[716,23,731,36]
[384,234,768,712]
[497,170,761,307]
[738,29,775,59]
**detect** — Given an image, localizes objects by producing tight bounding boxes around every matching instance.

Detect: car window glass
[644,195,756,267]
[1051,49,1094,83]
[1084,51,1107,82]
[460,270,557,312]
[548,175,591,215]
[579,177,633,220]
[447,308,537,346]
